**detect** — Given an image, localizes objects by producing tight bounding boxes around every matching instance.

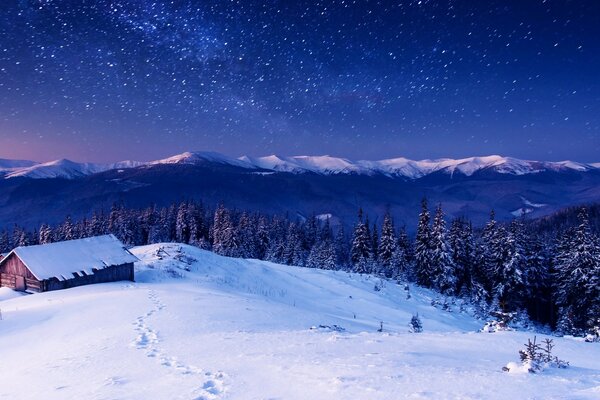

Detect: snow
[1,243,599,399]
[0,158,37,171]
[3,152,599,180]
[2,235,138,281]
[153,152,600,178]
[5,159,144,179]
[0,287,24,301]
[152,151,254,169]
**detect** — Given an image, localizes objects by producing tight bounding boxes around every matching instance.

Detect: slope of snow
[239,153,598,178]
[239,154,369,174]
[0,158,37,171]
[2,151,599,180]
[0,243,598,399]
[151,151,254,169]
[5,159,144,179]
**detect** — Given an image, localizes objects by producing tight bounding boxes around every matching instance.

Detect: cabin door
[15,276,26,291]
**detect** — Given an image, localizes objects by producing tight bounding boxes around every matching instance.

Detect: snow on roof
[1,235,138,281]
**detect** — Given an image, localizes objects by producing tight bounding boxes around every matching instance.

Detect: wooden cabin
[0,234,137,292]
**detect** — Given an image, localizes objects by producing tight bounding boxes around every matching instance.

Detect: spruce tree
[496,219,528,312]
[414,198,433,287]
[429,204,457,295]
[554,208,600,332]
[378,213,397,278]
[351,209,372,274]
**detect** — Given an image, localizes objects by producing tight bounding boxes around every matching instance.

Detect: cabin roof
[0,234,138,281]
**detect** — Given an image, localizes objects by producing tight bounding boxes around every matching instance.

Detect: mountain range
[1,151,600,230]
[1,152,598,180]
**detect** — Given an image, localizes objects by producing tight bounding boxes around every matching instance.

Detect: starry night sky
[0,0,599,162]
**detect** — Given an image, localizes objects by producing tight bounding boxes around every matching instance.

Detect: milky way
[0,0,599,162]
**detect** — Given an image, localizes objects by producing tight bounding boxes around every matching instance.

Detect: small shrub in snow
[409,313,423,333]
[310,324,345,332]
[481,319,513,333]
[585,320,600,343]
[481,310,517,333]
[404,284,411,300]
[503,336,569,373]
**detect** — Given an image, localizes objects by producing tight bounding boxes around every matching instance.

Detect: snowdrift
[0,243,598,400]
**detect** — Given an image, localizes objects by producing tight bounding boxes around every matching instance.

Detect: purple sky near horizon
[1,1,599,163]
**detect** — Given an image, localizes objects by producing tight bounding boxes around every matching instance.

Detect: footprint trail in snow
[132,289,227,399]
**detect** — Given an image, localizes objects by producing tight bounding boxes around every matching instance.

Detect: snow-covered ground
[0,244,598,399]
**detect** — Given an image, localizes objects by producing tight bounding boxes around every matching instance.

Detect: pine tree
[481,211,509,296]
[554,208,600,332]
[351,209,372,274]
[334,225,350,270]
[0,230,9,253]
[175,202,191,244]
[495,219,528,312]
[237,212,257,258]
[524,233,550,322]
[61,215,75,241]
[378,213,397,278]
[212,204,239,257]
[39,223,53,244]
[283,223,305,266]
[429,204,457,295]
[306,237,337,270]
[414,198,433,287]
[255,215,270,260]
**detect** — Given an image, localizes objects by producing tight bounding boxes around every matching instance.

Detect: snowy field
[0,243,599,399]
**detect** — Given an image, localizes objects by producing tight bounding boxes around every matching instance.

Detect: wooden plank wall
[0,255,134,292]
[0,253,41,291]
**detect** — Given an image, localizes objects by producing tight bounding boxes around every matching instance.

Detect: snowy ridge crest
[1,151,598,180]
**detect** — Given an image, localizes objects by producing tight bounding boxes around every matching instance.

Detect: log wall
[0,253,134,292]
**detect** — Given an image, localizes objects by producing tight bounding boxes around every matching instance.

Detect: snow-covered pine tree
[254,215,270,260]
[212,204,239,257]
[38,223,53,244]
[265,216,287,263]
[449,218,475,295]
[414,198,433,287]
[175,202,191,244]
[283,223,305,266]
[236,212,257,258]
[351,209,372,274]
[371,222,379,268]
[429,204,457,295]
[306,237,337,270]
[481,211,509,296]
[554,207,600,332]
[0,230,9,253]
[495,219,528,312]
[334,225,350,270]
[390,245,410,281]
[13,225,29,247]
[409,313,423,333]
[524,233,550,322]
[378,213,397,278]
[60,215,75,241]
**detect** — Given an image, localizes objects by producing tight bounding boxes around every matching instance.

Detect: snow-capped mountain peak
[1,151,597,180]
[152,151,254,169]
[4,158,144,179]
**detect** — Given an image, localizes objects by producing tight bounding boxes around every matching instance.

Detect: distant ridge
[0,151,597,180]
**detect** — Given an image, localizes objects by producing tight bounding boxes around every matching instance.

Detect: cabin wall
[0,253,42,291]
[43,263,135,292]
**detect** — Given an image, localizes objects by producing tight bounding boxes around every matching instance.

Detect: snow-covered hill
[0,158,37,171]
[4,158,144,179]
[0,244,598,399]
[2,151,597,180]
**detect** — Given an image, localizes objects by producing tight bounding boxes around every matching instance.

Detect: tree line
[0,198,598,336]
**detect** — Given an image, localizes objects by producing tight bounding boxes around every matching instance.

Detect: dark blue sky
[0,0,599,162]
